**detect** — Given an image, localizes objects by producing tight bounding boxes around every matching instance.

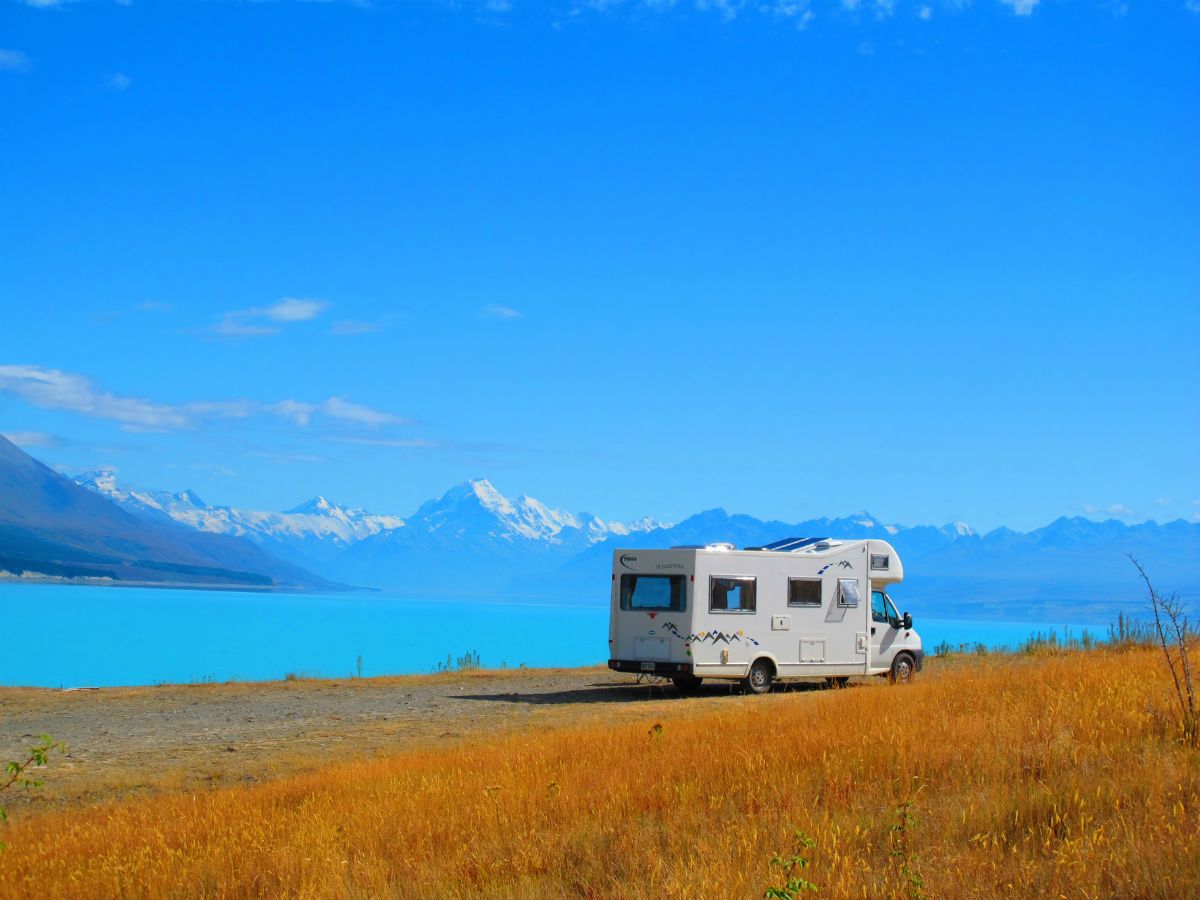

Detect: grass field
[1,648,1197,898]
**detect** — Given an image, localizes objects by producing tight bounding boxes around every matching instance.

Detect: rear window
[619,574,687,612]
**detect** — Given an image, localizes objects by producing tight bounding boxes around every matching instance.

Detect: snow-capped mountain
[405,478,661,546]
[0,439,327,590]
[74,471,404,572]
[67,468,1199,620]
[337,478,666,593]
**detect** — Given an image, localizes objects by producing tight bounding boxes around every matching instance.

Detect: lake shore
[1,663,794,811]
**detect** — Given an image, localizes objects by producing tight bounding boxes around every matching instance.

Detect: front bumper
[608,659,694,675]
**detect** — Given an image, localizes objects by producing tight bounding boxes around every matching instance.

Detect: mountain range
[1,433,1195,621]
[63,460,1200,622]
[0,434,328,590]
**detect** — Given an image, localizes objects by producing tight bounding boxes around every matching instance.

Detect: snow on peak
[412,479,665,545]
[951,520,976,537]
[469,479,518,516]
[74,472,403,545]
[288,496,337,515]
[78,469,119,494]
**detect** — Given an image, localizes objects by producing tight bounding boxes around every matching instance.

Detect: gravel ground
[0,667,806,810]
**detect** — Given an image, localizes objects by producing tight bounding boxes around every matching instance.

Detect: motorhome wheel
[745,659,774,694]
[889,653,915,684]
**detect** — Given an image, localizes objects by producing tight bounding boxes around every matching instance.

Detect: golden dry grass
[1,649,1198,898]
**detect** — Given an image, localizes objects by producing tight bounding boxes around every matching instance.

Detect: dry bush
[0,651,1196,898]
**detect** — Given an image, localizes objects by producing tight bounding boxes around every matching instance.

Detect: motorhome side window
[788,578,822,607]
[710,576,756,613]
[836,578,861,607]
[619,574,686,612]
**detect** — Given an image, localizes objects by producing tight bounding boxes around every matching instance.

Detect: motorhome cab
[607,538,923,693]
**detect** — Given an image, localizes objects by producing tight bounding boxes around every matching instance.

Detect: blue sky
[1,0,1197,532]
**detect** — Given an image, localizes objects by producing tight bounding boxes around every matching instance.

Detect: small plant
[356,655,363,679]
[433,650,484,673]
[1131,555,1197,748]
[1107,612,1155,650]
[1,734,66,852]
[973,642,988,656]
[889,802,926,900]
[932,641,953,658]
[763,827,818,898]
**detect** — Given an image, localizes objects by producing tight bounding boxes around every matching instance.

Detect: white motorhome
[607,537,923,693]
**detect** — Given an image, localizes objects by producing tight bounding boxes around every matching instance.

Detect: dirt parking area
[1,667,832,810]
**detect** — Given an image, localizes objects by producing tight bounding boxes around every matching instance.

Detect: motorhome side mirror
[902,612,913,630]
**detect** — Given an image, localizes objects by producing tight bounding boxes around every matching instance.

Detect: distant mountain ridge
[0,435,328,589]
[72,473,665,590]
[64,464,1199,620]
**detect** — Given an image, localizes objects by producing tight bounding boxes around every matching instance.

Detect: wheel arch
[748,653,779,678]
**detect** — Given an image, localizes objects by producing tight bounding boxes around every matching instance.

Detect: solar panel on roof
[758,536,827,552]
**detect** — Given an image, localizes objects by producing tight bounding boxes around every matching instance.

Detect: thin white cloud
[214,297,328,336]
[330,320,381,335]
[263,298,326,322]
[0,365,189,430]
[249,450,333,465]
[1000,0,1039,15]
[0,50,31,73]
[24,0,65,7]
[1,431,62,449]
[183,400,258,420]
[321,396,413,427]
[0,364,410,435]
[270,397,413,428]
[105,73,132,91]
[190,462,237,477]
[328,435,445,449]
[917,4,932,19]
[762,1,812,27]
[694,0,746,21]
[271,400,316,427]
[329,313,396,336]
[480,304,523,319]
[1085,502,1135,518]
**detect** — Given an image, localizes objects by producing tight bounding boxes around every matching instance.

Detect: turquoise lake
[0,583,1104,688]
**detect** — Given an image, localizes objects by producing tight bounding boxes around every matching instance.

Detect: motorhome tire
[672,675,703,695]
[889,653,916,684]
[745,659,774,694]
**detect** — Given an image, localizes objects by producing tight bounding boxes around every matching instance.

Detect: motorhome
[607,537,922,693]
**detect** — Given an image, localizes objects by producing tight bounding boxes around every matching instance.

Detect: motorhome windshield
[619,574,687,612]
